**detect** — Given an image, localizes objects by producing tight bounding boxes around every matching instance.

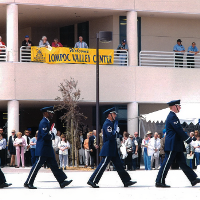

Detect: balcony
[139,51,200,68]
[0,46,7,62]
[19,46,128,66]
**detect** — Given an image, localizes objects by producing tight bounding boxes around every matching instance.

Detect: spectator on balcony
[22,35,33,48]
[0,36,5,48]
[173,39,185,67]
[52,38,63,47]
[74,36,88,48]
[0,36,6,57]
[117,39,128,66]
[39,36,50,48]
[187,42,199,68]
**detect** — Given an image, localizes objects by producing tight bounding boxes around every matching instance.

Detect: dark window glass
[60,25,74,48]
[77,21,89,47]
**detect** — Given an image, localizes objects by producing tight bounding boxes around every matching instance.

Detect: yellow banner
[31,47,114,64]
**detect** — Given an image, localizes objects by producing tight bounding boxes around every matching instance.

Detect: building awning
[142,103,200,124]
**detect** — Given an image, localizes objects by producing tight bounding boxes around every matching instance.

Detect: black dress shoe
[124,180,137,187]
[60,180,73,188]
[87,180,99,188]
[24,183,28,187]
[27,184,37,189]
[0,182,12,188]
[155,182,170,188]
[191,178,200,186]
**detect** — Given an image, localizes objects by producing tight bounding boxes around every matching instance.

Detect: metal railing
[113,49,128,66]
[0,46,7,62]
[20,46,128,65]
[20,46,31,62]
[139,51,200,68]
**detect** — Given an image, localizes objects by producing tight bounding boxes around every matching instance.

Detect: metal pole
[96,33,100,166]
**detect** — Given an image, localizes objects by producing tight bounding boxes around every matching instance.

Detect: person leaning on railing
[187,42,199,68]
[0,36,6,58]
[173,39,185,68]
[117,39,128,66]
[0,36,5,48]
[22,35,33,48]
[39,36,50,48]
[52,38,63,47]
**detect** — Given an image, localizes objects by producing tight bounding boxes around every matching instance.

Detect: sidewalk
[1,166,200,200]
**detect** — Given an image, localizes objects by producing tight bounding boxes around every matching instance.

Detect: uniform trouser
[156,151,197,184]
[89,155,131,184]
[0,158,6,184]
[0,169,6,184]
[25,156,67,185]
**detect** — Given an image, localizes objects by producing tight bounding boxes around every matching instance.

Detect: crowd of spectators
[2,125,200,171]
[186,130,200,169]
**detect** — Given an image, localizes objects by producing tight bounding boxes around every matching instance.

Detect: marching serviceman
[87,107,136,188]
[156,100,200,187]
[24,106,72,189]
[0,169,12,188]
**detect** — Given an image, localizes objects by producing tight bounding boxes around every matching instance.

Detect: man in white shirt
[74,36,88,48]
[148,132,161,170]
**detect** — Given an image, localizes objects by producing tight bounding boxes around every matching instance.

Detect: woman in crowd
[30,131,38,166]
[8,130,17,167]
[192,134,200,166]
[123,132,133,171]
[0,134,6,167]
[58,135,70,170]
[194,130,199,140]
[141,134,151,170]
[13,132,26,168]
[84,132,91,168]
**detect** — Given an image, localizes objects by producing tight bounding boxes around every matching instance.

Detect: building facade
[0,0,200,137]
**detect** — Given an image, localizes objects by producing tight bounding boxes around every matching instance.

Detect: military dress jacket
[35,117,55,157]
[99,118,118,157]
[164,111,191,152]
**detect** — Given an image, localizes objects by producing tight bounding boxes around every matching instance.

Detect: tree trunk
[71,118,74,167]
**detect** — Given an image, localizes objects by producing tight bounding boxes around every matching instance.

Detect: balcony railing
[20,46,31,62]
[139,51,200,68]
[0,46,7,62]
[20,46,128,66]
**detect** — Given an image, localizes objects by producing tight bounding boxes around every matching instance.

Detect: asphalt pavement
[1,166,200,200]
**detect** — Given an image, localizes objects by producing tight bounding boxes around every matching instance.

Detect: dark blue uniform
[89,119,131,185]
[156,111,197,184]
[0,168,6,185]
[25,117,67,186]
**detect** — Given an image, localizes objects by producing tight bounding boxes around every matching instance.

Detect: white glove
[51,127,57,136]
[116,127,120,133]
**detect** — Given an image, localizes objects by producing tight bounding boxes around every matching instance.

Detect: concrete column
[8,100,19,138]
[127,11,138,66]
[127,102,138,135]
[7,4,18,62]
